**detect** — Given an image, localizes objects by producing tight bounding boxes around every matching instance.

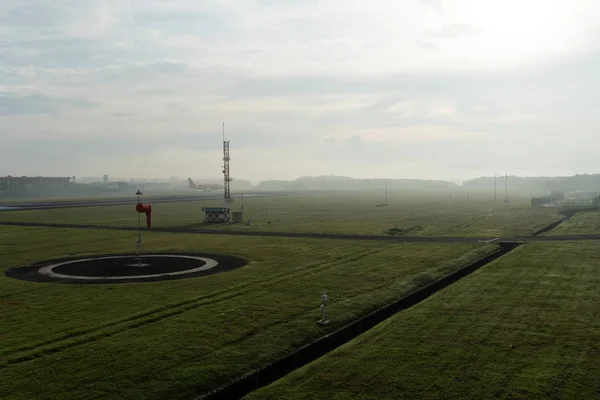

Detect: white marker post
[317,290,330,326]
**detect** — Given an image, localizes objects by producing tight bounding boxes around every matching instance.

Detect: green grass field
[0,224,495,400]
[246,241,600,400]
[2,190,593,400]
[0,191,561,237]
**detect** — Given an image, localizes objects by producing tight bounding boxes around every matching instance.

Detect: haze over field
[2,0,600,181]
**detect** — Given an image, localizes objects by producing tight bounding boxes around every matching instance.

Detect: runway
[0,191,324,211]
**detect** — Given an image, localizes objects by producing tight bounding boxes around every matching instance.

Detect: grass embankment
[0,226,495,400]
[0,191,561,237]
[247,241,600,400]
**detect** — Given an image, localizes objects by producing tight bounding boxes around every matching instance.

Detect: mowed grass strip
[0,226,494,400]
[245,241,600,400]
[0,191,561,237]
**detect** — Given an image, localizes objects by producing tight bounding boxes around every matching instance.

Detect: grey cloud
[2,0,600,180]
[213,51,600,130]
[418,0,444,14]
[0,37,111,67]
[216,52,600,100]
[0,37,175,69]
[0,130,307,167]
[89,61,235,90]
[165,103,188,113]
[417,42,441,49]
[250,0,321,7]
[1,1,77,29]
[0,90,96,115]
[132,6,233,37]
[428,24,480,39]
[345,136,362,147]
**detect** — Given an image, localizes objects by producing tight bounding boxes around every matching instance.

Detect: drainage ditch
[530,218,568,236]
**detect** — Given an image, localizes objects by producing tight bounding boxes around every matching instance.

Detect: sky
[2,0,600,183]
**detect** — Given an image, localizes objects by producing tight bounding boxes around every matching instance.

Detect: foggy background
[2,0,600,182]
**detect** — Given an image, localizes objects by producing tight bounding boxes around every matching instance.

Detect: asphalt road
[0,220,597,243]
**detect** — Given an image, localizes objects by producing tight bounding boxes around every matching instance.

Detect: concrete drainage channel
[197,241,522,400]
[530,217,569,236]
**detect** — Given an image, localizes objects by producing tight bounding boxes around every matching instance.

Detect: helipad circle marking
[38,255,219,280]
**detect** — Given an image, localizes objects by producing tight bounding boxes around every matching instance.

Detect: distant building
[0,176,71,191]
[90,181,130,191]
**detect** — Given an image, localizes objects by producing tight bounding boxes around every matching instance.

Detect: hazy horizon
[69,171,600,187]
[2,0,600,181]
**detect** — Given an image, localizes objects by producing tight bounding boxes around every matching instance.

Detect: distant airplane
[188,178,223,192]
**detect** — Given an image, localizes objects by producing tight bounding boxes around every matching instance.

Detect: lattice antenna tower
[222,122,232,207]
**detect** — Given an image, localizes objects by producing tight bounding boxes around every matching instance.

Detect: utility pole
[494,174,497,203]
[504,173,509,204]
[385,182,388,205]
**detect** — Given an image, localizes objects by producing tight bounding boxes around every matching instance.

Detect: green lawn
[246,241,600,400]
[0,191,561,237]
[0,225,494,400]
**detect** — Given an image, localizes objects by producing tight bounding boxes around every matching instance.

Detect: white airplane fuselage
[188,178,223,191]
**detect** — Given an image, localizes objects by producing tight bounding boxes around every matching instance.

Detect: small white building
[202,207,231,223]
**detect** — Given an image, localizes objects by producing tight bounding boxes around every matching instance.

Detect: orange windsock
[136,203,152,229]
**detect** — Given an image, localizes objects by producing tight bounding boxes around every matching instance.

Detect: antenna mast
[222,122,232,207]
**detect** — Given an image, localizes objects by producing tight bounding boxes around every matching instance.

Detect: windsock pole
[134,190,152,266]
[136,189,143,265]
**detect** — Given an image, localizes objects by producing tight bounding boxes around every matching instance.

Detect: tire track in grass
[1,244,395,366]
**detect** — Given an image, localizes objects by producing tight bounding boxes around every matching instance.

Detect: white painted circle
[38,255,219,281]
